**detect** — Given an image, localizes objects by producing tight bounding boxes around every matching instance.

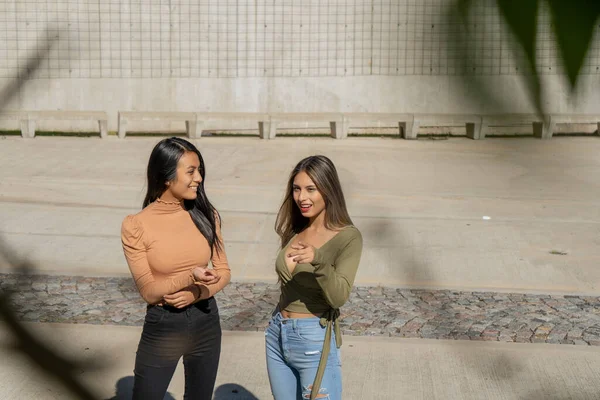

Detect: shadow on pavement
[104,376,176,400]
[213,383,260,400]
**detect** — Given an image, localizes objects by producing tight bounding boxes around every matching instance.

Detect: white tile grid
[0,0,597,79]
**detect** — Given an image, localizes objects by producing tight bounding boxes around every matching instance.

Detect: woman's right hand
[193,267,221,286]
[163,285,200,308]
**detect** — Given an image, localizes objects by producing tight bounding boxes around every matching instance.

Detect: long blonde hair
[275,155,353,248]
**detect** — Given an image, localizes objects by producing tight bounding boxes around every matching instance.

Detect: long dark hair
[275,155,353,248]
[143,137,222,256]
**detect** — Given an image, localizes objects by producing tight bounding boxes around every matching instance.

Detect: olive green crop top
[275,225,363,315]
[274,225,363,400]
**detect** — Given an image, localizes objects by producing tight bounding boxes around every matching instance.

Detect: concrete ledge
[481,114,550,139]
[7,111,600,141]
[269,112,345,139]
[547,114,600,139]
[117,111,196,139]
[0,111,27,120]
[195,112,271,139]
[409,114,483,140]
[342,113,414,139]
[0,110,108,139]
[0,111,30,138]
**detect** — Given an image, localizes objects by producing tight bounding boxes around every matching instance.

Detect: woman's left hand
[163,285,200,308]
[288,241,317,264]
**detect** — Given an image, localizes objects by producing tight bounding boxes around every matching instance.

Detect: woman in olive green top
[265,155,363,400]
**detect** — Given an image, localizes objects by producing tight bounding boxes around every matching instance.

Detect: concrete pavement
[2,135,600,400]
[4,274,600,346]
[1,136,599,294]
[2,323,600,399]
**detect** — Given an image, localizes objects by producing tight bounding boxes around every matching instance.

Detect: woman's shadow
[105,376,175,400]
[105,378,258,400]
[213,384,259,400]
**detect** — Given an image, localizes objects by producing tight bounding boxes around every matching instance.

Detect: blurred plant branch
[0,29,103,399]
[452,0,600,115]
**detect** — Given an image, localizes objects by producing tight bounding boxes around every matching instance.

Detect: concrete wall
[0,0,599,132]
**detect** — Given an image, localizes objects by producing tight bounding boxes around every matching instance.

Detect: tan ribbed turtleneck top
[121,199,231,304]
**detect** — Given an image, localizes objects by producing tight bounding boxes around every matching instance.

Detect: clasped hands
[162,267,221,309]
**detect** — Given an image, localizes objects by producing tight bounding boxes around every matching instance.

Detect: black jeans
[132,297,222,400]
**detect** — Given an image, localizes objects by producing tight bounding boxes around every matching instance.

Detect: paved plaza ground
[3,274,600,346]
[2,136,600,399]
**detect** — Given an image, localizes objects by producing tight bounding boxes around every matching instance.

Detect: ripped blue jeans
[265,311,342,400]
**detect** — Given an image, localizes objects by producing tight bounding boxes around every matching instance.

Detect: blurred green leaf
[0,237,103,400]
[0,31,57,111]
[456,0,473,22]
[497,0,539,70]
[495,1,544,114]
[546,0,600,87]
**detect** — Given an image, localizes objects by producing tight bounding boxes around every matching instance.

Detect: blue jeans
[265,310,342,400]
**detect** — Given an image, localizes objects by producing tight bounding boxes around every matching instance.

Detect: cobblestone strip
[2,274,600,345]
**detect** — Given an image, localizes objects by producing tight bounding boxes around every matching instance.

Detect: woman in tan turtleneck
[121,137,230,400]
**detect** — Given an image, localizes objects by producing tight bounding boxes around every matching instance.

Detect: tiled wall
[1,0,598,80]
